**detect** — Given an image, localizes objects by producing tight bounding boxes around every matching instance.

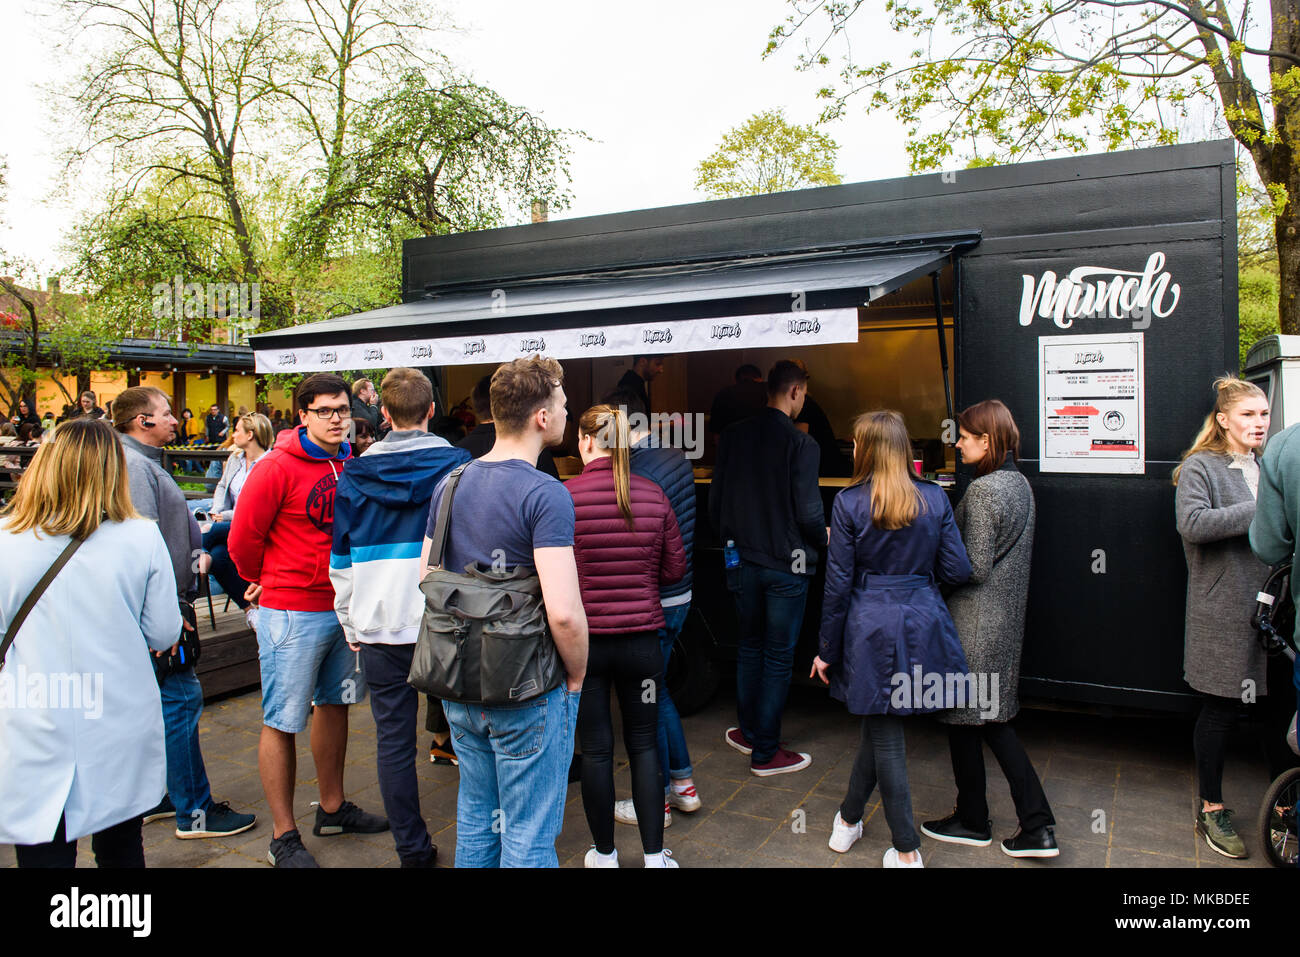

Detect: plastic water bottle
[723,539,740,569]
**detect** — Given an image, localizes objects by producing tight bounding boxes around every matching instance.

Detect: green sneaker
[1197,808,1248,859]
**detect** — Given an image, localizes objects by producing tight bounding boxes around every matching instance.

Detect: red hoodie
[229,426,351,612]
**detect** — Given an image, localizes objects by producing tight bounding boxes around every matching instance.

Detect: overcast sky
[0,0,907,277]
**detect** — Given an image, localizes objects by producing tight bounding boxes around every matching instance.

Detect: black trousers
[15,813,145,868]
[948,722,1055,832]
[577,631,663,856]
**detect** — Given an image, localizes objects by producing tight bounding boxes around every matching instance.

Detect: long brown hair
[958,399,1020,477]
[850,410,926,530]
[578,404,634,530]
[1,418,140,539]
[1172,375,1268,485]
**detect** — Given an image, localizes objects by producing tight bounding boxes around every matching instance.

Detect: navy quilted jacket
[630,439,696,599]
[567,457,687,634]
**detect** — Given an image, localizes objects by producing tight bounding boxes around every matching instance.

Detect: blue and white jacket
[329,430,471,645]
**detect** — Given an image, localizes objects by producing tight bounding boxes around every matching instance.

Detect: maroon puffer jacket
[567,456,687,634]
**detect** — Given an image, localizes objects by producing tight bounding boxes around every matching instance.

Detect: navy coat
[818,479,972,715]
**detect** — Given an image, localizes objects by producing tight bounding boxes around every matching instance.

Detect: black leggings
[578,631,663,855]
[15,813,145,868]
[947,722,1055,832]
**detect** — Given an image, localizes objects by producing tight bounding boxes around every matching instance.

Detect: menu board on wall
[1038,332,1145,474]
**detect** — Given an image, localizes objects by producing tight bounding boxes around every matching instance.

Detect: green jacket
[1249,423,1300,645]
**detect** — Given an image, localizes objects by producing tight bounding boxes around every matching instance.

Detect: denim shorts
[256,607,366,733]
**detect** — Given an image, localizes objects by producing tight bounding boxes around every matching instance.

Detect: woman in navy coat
[811,410,971,867]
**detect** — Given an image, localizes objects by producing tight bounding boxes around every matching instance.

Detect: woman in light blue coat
[0,418,181,867]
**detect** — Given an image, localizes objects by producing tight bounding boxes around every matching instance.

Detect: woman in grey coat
[1173,375,1270,859]
[922,399,1058,859]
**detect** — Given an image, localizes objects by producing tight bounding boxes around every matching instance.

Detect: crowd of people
[2,356,1299,869]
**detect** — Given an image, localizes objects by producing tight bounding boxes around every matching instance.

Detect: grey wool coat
[1175,450,1268,698]
[940,453,1035,725]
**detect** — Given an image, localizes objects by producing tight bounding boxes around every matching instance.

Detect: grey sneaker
[1197,808,1248,859]
[313,800,389,836]
[268,829,319,868]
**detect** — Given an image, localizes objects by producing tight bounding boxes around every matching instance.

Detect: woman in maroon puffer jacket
[568,404,687,868]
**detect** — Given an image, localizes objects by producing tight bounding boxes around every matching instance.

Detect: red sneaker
[750,748,812,777]
[724,727,752,755]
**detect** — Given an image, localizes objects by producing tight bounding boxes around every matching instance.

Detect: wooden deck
[194,604,261,702]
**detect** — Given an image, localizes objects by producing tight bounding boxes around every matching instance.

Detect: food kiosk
[250,139,1239,713]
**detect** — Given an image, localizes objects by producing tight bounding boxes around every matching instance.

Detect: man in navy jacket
[709,360,826,777]
[330,368,470,867]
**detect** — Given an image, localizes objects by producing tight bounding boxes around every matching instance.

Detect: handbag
[407,463,563,706]
[152,600,201,685]
[1,535,88,671]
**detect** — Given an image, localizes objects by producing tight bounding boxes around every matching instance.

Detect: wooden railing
[0,442,238,502]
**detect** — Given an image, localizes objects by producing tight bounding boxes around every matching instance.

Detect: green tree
[695,109,842,198]
[767,1,1300,333]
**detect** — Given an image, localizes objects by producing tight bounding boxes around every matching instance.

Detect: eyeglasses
[305,406,352,420]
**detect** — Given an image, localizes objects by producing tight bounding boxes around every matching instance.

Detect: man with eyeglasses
[229,373,388,868]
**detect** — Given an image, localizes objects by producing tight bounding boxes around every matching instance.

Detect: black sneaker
[142,795,175,825]
[429,738,458,766]
[399,845,439,868]
[268,829,319,868]
[1001,825,1060,859]
[313,800,389,836]
[920,811,993,847]
[175,801,256,840]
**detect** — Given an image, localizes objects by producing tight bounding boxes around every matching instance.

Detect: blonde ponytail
[1172,375,1268,485]
[579,404,635,530]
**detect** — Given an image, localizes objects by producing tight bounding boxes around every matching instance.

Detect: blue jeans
[727,561,811,764]
[256,607,364,734]
[657,601,694,793]
[202,521,250,609]
[442,683,580,867]
[160,669,213,826]
[841,714,919,853]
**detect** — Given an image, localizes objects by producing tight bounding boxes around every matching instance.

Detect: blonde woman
[0,418,182,866]
[1174,375,1270,859]
[202,413,272,624]
[567,405,687,867]
[811,410,971,868]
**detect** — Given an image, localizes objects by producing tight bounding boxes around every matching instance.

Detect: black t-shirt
[795,395,850,477]
[709,381,767,434]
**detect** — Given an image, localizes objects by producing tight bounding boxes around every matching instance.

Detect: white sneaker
[828,811,862,853]
[614,798,671,828]
[584,846,619,868]
[882,847,924,868]
[644,848,678,868]
[667,784,701,813]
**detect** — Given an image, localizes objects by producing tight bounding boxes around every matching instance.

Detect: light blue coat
[0,519,181,844]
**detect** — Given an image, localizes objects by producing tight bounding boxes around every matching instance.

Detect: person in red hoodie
[567,404,687,868]
[228,373,388,868]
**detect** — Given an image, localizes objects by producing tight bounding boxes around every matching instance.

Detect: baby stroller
[1251,563,1300,867]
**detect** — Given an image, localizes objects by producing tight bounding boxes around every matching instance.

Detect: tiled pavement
[0,683,1280,868]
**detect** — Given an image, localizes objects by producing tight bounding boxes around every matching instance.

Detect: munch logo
[579,331,606,348]
[519,337,546,353]
[787,318,821,335]
[305,473,337,533]
[318,350,338,365]
[410,344,433,360]
[710,322,741,340]
[277,353,297,366]
[1019,251,1181,328]
[643,328,672,345]
[362,347,384,362]
[463,339,486,356]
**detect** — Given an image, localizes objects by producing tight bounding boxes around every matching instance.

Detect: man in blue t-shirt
[421,356,588,868]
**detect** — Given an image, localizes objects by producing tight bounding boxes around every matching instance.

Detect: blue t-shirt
[425,458,574,572]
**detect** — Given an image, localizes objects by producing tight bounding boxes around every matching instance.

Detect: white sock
[644,850,669,868]
[592,848,618,865]
[670,782,693,794]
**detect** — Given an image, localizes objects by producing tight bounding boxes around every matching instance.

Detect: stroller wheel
[1257,766,1300,868]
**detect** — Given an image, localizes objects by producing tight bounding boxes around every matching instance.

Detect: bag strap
[429,463,470,570]
[1,535,87,671]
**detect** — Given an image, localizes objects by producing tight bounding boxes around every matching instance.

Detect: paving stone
[1109,847,1197,868]
[1110,813,1199,859]
[717,782,803,821]
[1042,753,1121,786]
[688,809,783,853]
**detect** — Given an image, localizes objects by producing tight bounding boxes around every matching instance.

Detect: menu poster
[1038,332,1145,474]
